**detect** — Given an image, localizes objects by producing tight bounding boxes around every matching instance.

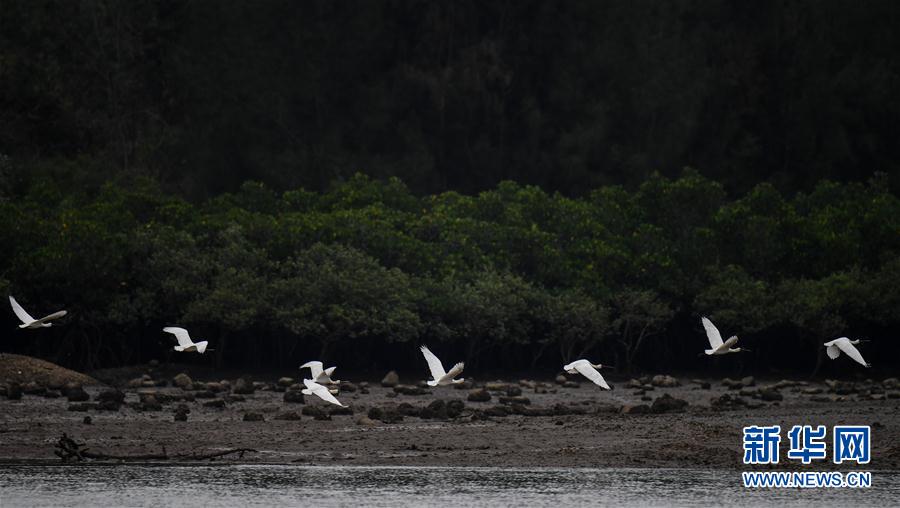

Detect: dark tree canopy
[2,0,899,197]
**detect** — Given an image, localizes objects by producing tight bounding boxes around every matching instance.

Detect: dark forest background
[1,0,898,376]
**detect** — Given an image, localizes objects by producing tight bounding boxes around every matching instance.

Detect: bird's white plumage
[9,296,36,324]
[701,317,723,349]
[300,361,324,378]
[301,379,347,407]
[163,326,194,348]
[420,346,464,386]
[420,345,447,379]
[9,295,67,329]
[564,359,610,389]
[300,361,339,384]
[824,337,870,367]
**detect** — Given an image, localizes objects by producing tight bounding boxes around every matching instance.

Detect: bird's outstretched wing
[573,361,610,389]
[304,379,346,407]
[701,317,724,349]
[9,296,36,324]
[722,336,739,349]
[163,327,193,347]
[420,346,446,380]
[300,361,324,378]
[37,310,67,324]
[445,362,464,380]
[825,344,841,360]
[835,339,870,367]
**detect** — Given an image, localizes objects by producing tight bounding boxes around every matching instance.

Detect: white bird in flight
[301,379,348,407]
[564,359,612,389]
[162,327,211,354]
[824,337,870,368]
[9,296,67,329]
[420,345,465,386]
[701,316,747,355]
[300,361,340,384]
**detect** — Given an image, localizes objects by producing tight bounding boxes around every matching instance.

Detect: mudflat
[1,366,898,470]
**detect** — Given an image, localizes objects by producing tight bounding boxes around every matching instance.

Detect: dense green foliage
[2,0,900,197]
[2,172,898,373]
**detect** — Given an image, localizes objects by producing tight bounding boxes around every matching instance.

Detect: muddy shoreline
[2,370,899,471]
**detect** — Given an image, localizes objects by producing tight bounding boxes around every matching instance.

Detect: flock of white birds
[7,295,872,406]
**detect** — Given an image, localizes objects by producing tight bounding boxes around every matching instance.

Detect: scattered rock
[64,383,90,402]
[485,382,509,392]
[396,402,421,417]
[205,381,226,393]
[139,394,162,411]
[393,384,429,396]
[367,407,402,423]
[420,400,448,419]
[232,377,255,395]
[741,376,756,387]
[283,390,305,404]
[329,406,353,416]
[203,399,226,409]
[511,404,554,416]
[173,373,193,390]
[651,393,689,413]
[710,393,747,410]
[467,388,491,402]
[722,378,743,390]
[562,381,580,389]
[832,382,856,395]
[82,416,92,425]
[356,416,377,426]
[651,375,680,387]
[883,378,900,390]
[243,412,265,422]
[519,380,536,389]
[452,380,474,390]
[802,387,823,395]
[499,396,531,405]
[555,374,568,385]
[277,377,294,388]
[620,404,651,415]
[446,399,465,418]
[758,388,783,401]
[22,381,46,395]
[340,382,358,393]
[274,411,302,421]
[381,370,400,387]
[484,406,511,417]
[68,403,97,412]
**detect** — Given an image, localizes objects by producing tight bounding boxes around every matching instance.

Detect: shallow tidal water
[1,465,897,507]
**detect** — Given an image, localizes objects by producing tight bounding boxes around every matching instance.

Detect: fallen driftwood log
[54,433,256,462]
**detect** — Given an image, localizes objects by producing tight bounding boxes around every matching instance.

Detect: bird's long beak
[601,364,615,369]
[741,348,752,352]
[859,339,871,343]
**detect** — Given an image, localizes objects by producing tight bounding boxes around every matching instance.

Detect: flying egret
[700,316,747,355]
[824,337,871,368]
[564,359,612,389]
[9,296,67,329]
[162,327,211,353]
[300,360,340,384]
[301,379,348,407]
[420,345,465,386]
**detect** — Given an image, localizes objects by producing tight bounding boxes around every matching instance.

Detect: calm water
[1,465,897,507]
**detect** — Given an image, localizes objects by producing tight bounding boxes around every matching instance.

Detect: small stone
[381,371,400,387]
[356,416,377,426]
[758,388,783,401]
[651,375,680,388]
[6,383,22,400]
[562,381,580,389]
[274,411,302,421]
[203,399,226,409]
[340,382,358,393]
[499,396,531,405]
[243,412,264,422]
[278,377,294,388]
[446,399,465,418]
[741,376,756,387]
[467,388,491,402]
[82,416,92,425]
[394,384,429,396]
[22,381,46,395]
[555,375,568,385]
[283,390,305,404]
[205,382,225,393]
[140,394,162,411]
[173,373,193,390]
[64,383,90,402]
[484,406,511,417]
[651,393,689,413]
[233,377,255,394]
[620,404,651,415]
[485,382,509,392]
[329,406,353,416]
